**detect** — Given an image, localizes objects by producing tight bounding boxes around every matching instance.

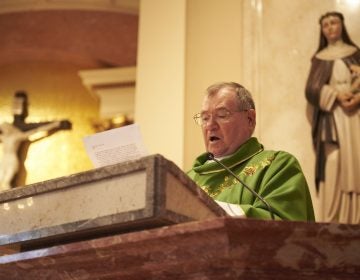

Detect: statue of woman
[305,11,360,224]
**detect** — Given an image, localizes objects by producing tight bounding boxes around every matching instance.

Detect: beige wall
[136,0,360,220]
[136,0,245,169]
[135,0,186,167]
[185,0,244,170]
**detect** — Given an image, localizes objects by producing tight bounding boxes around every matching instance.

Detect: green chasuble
[187,137,315,221]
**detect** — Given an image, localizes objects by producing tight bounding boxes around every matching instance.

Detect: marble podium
[0,155,359,279]
[0,154,226,251]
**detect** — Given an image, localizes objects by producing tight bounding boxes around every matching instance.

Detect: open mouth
[209,136,220,142]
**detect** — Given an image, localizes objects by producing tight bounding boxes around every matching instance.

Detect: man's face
[201,87,255,157]
[321,15,342,44]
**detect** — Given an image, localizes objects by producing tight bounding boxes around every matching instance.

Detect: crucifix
[0,91,72,191]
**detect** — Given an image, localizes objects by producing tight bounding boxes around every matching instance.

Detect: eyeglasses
[193,108,246,126]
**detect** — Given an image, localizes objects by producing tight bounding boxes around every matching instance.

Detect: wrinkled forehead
[202,87,238,110]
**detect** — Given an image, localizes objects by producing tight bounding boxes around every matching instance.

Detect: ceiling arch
[0,6,139,69]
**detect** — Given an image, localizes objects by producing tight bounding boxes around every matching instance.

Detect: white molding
[79,66,136,90]
[79,66,136,118]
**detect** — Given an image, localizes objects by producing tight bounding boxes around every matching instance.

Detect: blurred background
[0,0,359,220]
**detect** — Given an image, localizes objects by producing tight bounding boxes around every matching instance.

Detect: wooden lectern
[0,155,359,279]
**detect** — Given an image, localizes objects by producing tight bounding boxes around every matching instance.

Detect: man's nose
[204,115,219,129]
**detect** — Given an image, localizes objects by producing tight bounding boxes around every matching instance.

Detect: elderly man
[187,82,315,221]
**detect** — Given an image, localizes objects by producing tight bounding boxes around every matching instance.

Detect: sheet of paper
[83,124,148,168]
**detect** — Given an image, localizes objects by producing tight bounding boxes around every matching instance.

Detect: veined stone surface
[0,154,225,250]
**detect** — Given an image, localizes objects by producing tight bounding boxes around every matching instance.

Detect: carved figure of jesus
[0,91,71,191]
[0,121,65,191]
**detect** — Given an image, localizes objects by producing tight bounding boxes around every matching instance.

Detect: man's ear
[247,109,256,128]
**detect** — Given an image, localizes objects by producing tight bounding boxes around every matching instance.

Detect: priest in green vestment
[188,82,315,221]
